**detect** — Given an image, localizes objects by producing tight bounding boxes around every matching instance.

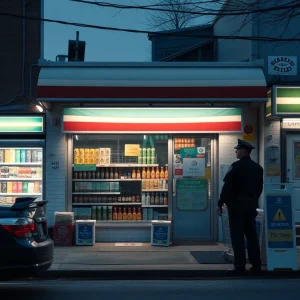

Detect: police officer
[218,139,263,275]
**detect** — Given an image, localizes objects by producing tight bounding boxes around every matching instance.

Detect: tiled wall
[45,107,67,227]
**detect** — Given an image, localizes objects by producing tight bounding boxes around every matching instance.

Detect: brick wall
[45,106,67,227]
[0,0,41,106]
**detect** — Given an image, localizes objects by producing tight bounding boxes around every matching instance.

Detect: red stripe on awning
[38,86,267,99]
[63,121,242,132]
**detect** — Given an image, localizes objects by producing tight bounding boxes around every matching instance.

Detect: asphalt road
[0,279,299,300]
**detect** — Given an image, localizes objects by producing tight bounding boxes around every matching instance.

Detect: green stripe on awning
[277,87,300,98]
[0,117,43,123]
[0,126,43,132]
[277,104,300,113]
[63,108,241,118]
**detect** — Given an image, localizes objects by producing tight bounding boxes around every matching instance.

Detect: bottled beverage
[145,179,150,190]
[132,207,137,221]
[137,168,141,179]
[117,195,122,202]
[121,193,126,202]
[151,167,155,179]
[154,179,158,189]
[163,193,168,205]
[150,193,155,205]
[118,207,123,220]
[87,171,91,179]
[127,208,133,221]
[100,168,105,179]
[122,207,128,221]
[155,193,159,205]
[113,207,118,220]
[114,168,119,179]
[136,194,140,202]
[132,168,136,179]
[78,172,82,179]
[142,168,146,179]
[146,168,151,179]
[160,167,165,179]
[110,168,114,179]
[73,171,78,179]
[105,168,109,179]
[132,194,136,203]
[156,167,160,179]
[165,166,168,180]
[137,207,142,220]
[91,171,96,179]
[83,171,87,179]
[142,193,146,205]
[142,180,146,190]
[149,179,154,190]
[160,193,164,205]
[146,193,151,205]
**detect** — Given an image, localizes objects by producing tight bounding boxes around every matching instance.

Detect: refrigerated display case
[0,147,43,205]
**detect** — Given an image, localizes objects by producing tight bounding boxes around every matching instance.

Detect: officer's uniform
[218,139,263,272]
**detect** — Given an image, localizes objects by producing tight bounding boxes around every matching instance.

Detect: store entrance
[172,136,213,242]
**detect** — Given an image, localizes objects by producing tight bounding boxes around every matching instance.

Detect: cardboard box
[53,223,74,246]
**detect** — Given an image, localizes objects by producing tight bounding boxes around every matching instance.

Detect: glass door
[172,135,212,242]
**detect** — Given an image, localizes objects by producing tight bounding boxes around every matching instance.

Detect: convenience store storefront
[37,62,267,243]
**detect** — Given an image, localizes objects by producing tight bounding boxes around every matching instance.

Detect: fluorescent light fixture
[75,135,78,140]
[35,105,44,112]
[282,118,300,122]
[144,135,147,140]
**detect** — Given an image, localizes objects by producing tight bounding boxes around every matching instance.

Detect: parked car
[0,197,53,278]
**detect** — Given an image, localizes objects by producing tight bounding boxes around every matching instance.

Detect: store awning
[37,62,267,102]
[63,107,242,133]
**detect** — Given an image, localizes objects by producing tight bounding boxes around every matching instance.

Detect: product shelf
[0,163,42,166]
[73,192,120,195]
[0,193,42,196]
[0,178,42,181]
[142,189,168,192]
[73,164,159,168]
[72,179,141,182]
[73,203,142,206]
[142,205,168,208]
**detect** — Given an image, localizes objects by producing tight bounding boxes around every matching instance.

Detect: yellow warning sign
[273,208,287,221]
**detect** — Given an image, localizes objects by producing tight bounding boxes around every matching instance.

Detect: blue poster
[266,195,294,248]
[78,225,93,240]
[152,226,168,245]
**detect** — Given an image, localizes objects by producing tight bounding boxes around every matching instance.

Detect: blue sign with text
[266,194,294,248]
[152,226,168,245]
[78,224,93,240]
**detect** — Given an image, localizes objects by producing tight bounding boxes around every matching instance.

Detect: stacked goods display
[174,138,196,150]
[137,148,156,165]
[72,138,168,223]
[74,148,111,164]
[53,212,74,246]
[0,148,43,204]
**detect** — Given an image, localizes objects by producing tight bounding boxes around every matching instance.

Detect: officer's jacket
[219,156,263,211]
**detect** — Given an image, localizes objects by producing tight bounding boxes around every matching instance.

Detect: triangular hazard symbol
[273,208,287,221]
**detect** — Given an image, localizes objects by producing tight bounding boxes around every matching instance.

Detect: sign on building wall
[268,56,297,76]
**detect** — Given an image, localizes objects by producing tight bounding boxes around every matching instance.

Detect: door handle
[173,178,176,196]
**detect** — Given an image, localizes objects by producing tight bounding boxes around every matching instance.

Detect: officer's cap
[234,139,255,150]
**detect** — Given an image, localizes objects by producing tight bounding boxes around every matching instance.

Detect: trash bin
[75,220,96,246]
[151,220,171,247]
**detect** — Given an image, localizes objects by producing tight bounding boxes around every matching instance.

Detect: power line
[1,11,300,42]
[71,0,300,16]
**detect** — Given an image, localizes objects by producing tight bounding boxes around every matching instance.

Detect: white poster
[183,158,205,177]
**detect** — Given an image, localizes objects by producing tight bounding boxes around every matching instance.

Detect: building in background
[0,0,43,111]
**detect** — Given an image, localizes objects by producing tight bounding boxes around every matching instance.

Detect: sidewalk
[38,243,300,279]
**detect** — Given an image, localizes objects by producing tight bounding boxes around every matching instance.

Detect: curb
[36,269,300,280]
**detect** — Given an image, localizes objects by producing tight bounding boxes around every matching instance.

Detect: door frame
[168,134,219,242]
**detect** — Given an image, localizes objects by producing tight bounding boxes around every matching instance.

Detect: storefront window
[72,134,169,222]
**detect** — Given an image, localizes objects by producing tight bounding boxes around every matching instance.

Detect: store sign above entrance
[0,116,44,134]
[62,108,242,133]
[271,86,300,117]
[268,56,297,76]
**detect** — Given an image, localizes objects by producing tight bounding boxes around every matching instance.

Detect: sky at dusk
[44,0,214,62]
